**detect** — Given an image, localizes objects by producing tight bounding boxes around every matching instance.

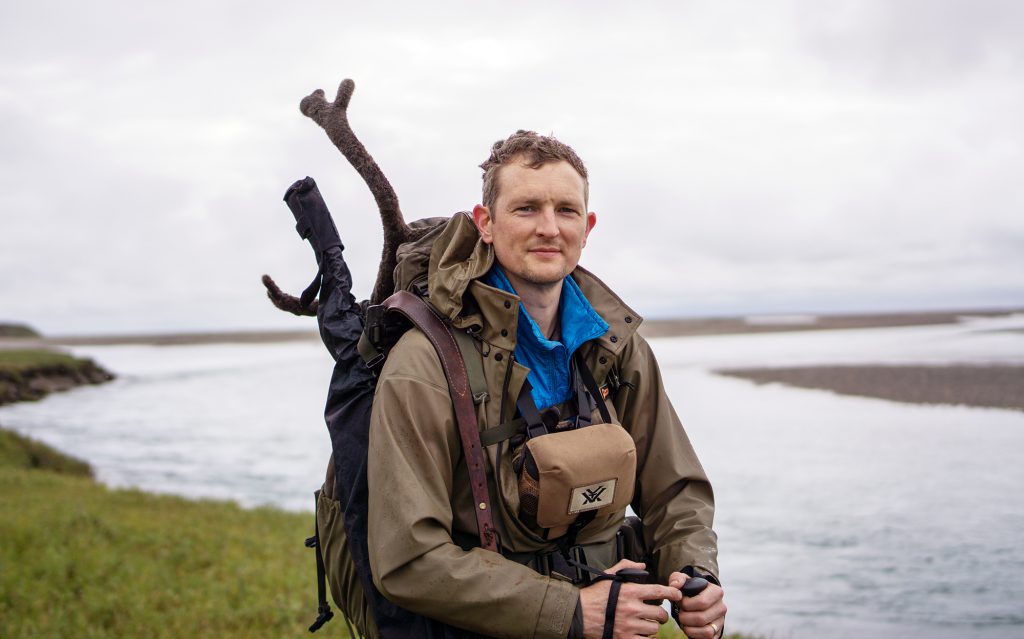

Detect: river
[2,314,1022,638]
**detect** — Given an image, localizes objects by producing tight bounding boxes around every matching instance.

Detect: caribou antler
[300,79,414,304]
[262,274,318,316]
[265,78,437,312]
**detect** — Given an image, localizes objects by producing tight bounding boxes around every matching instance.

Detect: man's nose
[535,208,560,237]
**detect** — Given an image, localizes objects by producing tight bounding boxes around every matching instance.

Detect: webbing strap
[451,329,489,405]
[479,417,525,447]
[307,490,334,633]
[515,379,545,434]
[356,331,379,368]
[381,291,499,553]
[575,352,613,424]
[602,580,622,639]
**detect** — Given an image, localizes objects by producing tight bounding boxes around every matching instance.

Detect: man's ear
[582,211,597,248]
[472,205,494,244]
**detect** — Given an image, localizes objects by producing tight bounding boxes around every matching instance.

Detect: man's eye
[558,207,579,215]
[516,206,535,213]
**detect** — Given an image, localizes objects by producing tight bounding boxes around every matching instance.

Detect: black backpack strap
[478,417,526,447]
[380,291,500,553]
[575,352,612,424]
[571,358,594,427]
[305,490,335,633]
[515,380,550,440]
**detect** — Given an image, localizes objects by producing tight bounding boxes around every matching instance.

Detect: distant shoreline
[0,329,320,349]
[2,306,1020,348]
[718,364,1024,412]
[3,308,1022,413]
[639,307,1023,338]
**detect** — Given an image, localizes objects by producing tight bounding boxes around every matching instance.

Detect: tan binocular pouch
[518,422,637,535]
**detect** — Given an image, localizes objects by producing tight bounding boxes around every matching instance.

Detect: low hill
[0,323,40,339]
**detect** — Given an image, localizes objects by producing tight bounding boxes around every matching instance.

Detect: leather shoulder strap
[381,290,499,553]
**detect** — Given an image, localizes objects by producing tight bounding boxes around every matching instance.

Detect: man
[367,131,726,639]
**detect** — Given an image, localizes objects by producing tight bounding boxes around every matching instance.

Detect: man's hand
[579,560,682,639]
[667,572,727,639]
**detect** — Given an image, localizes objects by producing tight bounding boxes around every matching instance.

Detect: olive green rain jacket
[367,213,718,639]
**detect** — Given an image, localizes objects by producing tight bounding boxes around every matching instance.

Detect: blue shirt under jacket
[482,266,609,410]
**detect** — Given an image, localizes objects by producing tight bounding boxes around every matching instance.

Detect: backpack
[276,177,497,638]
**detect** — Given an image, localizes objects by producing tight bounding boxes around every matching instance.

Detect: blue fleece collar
[482,266,609,410]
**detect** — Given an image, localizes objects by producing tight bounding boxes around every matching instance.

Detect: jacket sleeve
[614,334,720,584]
[367,330,579,639]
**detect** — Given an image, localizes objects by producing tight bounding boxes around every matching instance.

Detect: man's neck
[506,273,562,340]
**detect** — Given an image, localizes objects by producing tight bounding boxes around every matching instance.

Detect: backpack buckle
[308,605,334,632]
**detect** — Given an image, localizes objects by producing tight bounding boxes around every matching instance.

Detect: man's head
[473,131,596,297]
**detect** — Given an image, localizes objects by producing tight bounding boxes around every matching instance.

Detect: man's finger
[682,614,725,639]
[678,601,727,628]
[607,558,646,573]
[626,583,682,602]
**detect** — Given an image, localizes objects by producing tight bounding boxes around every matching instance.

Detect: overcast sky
[2,1,1022,335]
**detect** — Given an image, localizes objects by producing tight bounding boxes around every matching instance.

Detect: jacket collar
[426,212,643,356]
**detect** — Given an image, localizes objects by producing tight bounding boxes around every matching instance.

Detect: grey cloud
[797,0,1024,86]
[2,0,1022,333]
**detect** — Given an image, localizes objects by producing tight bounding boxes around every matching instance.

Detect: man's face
[472,159,597,296]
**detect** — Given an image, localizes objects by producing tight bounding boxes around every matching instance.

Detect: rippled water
[2,315,1023,638]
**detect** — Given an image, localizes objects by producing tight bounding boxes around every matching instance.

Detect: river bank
[1,426,742,638]
[0,349,114,405]
[718,364,1024,412]
[0,428,318,638]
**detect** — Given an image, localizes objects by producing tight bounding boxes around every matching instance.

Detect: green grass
[0,429,338,638]
[0,349,87,372]
[0,429,757,638]
[659,625,751,639]
[0,428,94,477]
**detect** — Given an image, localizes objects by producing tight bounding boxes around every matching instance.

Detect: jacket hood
[426,212,494,322]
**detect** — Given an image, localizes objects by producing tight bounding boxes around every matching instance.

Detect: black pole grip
[671,576,711,627]
[682,577,709,598]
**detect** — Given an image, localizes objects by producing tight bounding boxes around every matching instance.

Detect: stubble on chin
[519,264,570,290]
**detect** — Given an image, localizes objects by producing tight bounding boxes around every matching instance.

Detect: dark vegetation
[0,349,114,405]
[0,323,40,339]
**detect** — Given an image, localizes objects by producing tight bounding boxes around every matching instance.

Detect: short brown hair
[479,130,589,210]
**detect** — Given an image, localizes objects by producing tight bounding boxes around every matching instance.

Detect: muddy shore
[718,364,1024,412]
[0,352,115,405]
[639,307,1021,338]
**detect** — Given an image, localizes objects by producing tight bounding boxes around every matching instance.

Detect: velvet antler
[262,274,318,316]
[300,79,418,304]
[265,78,436,312]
